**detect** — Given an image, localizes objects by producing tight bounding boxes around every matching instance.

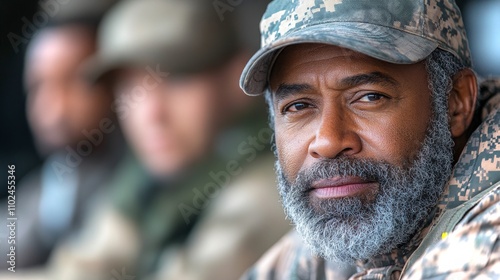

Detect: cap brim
[240,22,439,96]
[83,49,176,84]
[82,54,126,84]
[84,43,239,85]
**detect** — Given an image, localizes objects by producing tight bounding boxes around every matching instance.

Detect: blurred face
[269,44,454,262]
[114,68,225,177]
[25,26,112,155]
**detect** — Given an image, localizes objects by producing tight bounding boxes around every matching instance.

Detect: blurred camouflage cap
[240,0,472,96]
[85,0,238,82]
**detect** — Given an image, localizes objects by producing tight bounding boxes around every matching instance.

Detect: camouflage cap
[85,0,238,83]
[240,0,472,96]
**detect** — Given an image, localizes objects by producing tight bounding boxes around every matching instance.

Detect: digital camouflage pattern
[402,78,500,279]
[403,186,500,279]
[240,79,500,280]
[438,78,500,210]
[240,0,471,96]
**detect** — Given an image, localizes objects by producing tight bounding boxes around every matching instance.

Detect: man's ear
[448,68,478,138]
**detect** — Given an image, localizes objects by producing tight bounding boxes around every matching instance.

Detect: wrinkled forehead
[272,44,369,70]
[268,43,427,90]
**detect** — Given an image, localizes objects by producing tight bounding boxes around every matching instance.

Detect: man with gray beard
[238,0,500,279]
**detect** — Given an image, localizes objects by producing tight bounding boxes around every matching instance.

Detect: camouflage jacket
[242,79,500,280]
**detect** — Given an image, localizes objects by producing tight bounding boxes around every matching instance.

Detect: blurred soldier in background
[85,1,290,279]
[0,0,121,270]
[2,0,289,280]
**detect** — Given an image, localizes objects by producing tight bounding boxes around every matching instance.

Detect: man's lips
[310,176,379,199]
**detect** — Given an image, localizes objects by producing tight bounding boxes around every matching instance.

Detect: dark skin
[269,44,477,199]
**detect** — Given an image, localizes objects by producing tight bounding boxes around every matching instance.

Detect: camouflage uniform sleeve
[240,230,301,280]
[403,184,500,279]
[241,230,356,280]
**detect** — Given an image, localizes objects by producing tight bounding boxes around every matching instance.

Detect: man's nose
[141,91,167,122]
[308,108,362,159]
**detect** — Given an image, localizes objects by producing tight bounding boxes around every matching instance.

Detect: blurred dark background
[1,0,40,199]
[1,0,499,199]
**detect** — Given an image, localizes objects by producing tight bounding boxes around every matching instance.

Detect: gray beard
[276,105,454,264]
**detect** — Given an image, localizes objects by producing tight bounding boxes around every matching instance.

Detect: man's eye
[284,102,310,112]
[358,93,385,102]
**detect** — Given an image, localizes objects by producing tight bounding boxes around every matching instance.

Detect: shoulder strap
[401,180,500,276]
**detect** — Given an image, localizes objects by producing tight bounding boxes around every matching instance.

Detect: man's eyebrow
[273,83,312,103]
[271,72,399,102]
[339,71,400,88]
